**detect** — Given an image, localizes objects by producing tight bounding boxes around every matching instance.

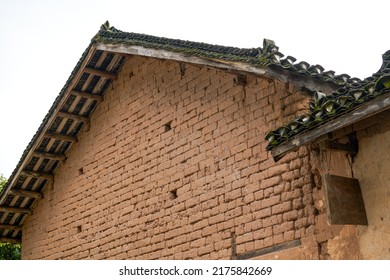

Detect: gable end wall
[22,55,317,259]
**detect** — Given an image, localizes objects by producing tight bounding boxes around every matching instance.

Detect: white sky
[0,0,389,178]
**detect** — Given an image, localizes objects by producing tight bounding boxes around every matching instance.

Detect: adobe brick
[263,236,274,248]
[292,198,304,210]
[260,176,282,189]
[253,189,264,201]
[272,201,292,215]
[262,215,279,228]
[262,195,281,208]
[264,187,273,198]
[273,221,294,235]
[190,237,206,248]
[253,207,271,220]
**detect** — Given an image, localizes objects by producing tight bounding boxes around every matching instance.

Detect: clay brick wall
[22,55,316,259]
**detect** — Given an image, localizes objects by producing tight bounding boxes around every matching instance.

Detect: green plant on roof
[258,39,283,65]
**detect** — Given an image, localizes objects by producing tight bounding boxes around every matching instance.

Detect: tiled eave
[270,92,390,161]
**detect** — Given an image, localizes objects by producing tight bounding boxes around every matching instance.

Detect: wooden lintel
[57,111,90,124]
[70,90,104,102]
[0,206,32,215]
[271,94,390,161]
[320,140,358,154]
[0,237,21,244]
[21,170,53,181]
[0,224,22,231]
[9,189,43,200]
[45,131,77,143]
[84,67,117,80]
[33,151,66,161]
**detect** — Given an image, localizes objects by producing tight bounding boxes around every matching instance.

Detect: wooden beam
[33,151,66,161]
[9,189,43,200]
[21,170,53,181]
[0,224,22,231]
[320,140,358,154]
[234,239,301,260]
[0,237,21,244]
[57,111,90,124]
[0,206,32,215]
[70,90,104,102]
[45,131,77,143]
[271,94,390,161]
[84,67,117,80]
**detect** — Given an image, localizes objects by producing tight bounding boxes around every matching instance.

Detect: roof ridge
[93,22,360,89]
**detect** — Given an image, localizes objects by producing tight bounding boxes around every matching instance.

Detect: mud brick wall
[22,55,316,259]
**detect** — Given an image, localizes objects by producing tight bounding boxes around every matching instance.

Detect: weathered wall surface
[353,118,390,259]
[306,148,362,260]
[22,55,316,259]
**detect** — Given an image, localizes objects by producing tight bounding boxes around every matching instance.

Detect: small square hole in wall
[170,189,178,200]
[77,225,82,233]
[164,121,172,132]
[79,168,84,175]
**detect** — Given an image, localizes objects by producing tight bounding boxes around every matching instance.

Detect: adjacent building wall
[353,112,390,259]
[308,110,390,260]
[22,55,316,259]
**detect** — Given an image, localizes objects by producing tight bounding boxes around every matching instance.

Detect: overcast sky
[0,0,389,178]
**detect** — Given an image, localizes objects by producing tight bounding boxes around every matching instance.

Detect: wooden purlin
[9,189,43,200]
[56,111,90,124]
[33,151,66,162]
[0,237,21,244]
[0,206,32,215]
[44,131,78,142]
[70,90,104,101]
[84,66,117,80]
[21,170,53,181]
[0,224,22,231]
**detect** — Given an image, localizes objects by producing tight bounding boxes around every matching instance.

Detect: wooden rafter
[45,131,77,143]
[21,170,53,181]
[0,206,32,215]
[9,189,43,200]
[84,67,117,80]
[33,151,66,161]
[70,90,104,102]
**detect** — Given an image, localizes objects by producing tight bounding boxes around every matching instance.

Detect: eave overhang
[270,93,390,161]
